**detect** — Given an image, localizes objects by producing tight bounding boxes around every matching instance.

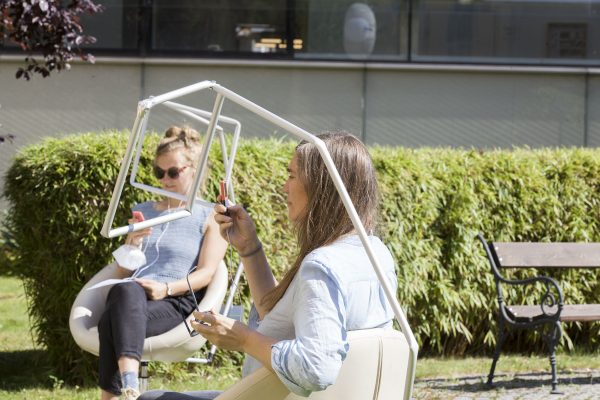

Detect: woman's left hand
[135,278,167,300]
[191,310,251,352]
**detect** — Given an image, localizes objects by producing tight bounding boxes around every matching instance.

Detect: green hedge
[3,132,600,384]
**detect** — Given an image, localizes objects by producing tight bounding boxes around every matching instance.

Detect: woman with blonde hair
[141,131,397,399]
[99,126,228,400]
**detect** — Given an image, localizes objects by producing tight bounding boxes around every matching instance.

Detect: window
[3,0,598,66]
[148,0,408,60]
[79,0,139,50]
[412,0,600,65]
[151,0,288,55]
[295,0,408,61]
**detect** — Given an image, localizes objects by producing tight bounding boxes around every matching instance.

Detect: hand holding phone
[132,211,145,222]
[218,180,230,216]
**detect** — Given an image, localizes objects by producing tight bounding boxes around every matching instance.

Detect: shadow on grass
[0,349,55,391]
[427,371,600,393]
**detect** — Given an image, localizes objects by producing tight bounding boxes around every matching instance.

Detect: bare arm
[168,211,228,296]
[214,204,277,318]
[191,310,277,371]
[115,265,134,279]
[242,326,278,371]
[114,214,152,278]
[238,243,277,319]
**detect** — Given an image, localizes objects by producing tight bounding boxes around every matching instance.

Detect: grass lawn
[0,275,239,399]
[1,275,599,399]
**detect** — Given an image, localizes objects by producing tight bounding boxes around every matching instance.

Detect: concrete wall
[366,69,588,147]
[1,57,599,214]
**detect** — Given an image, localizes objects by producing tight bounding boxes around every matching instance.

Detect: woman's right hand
[124,217,152,247]
[214,204,260,255]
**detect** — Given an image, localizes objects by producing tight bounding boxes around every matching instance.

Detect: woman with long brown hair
[141,131,397,399]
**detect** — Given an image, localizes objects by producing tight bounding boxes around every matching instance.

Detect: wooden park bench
[477,234,600,394]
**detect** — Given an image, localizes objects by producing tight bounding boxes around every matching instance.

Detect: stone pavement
[413,370,600,399]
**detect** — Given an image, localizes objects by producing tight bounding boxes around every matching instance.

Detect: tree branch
[0,0,104,80]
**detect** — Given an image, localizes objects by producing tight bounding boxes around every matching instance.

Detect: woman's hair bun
[164,126,181,138]
[164,126,201,144]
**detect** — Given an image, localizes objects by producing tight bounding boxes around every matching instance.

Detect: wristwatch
[165,282,173,297]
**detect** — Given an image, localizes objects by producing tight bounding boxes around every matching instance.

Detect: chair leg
[139,361,149,393]
[545,322,563,395]
[487,321,507,387]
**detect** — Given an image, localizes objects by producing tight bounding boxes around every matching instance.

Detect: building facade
[1,0,600,211]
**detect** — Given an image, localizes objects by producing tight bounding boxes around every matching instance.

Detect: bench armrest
[498,274,564,320]
[477,234,564,321]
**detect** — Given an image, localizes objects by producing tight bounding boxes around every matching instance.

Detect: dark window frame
[1,0,598,68]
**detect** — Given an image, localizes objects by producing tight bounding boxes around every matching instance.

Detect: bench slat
[507,304,600,322]
[493,242,600,268]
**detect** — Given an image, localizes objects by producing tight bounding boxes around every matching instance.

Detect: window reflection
[151,0,287,54]
[413,0,600,64]
[298,0,408,60]
[5,0,598,66]
[148,0,408,60]
[79,0,139,50]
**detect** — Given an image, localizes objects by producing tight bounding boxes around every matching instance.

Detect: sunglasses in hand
[153,165,188,180]
[181,271,203,337]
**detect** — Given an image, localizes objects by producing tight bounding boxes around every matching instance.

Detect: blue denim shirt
[242,234,397,397]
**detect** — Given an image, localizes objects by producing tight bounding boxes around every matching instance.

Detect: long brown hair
[261,131,380,312]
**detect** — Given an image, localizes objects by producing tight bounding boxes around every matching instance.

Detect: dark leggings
[98,281,205,395]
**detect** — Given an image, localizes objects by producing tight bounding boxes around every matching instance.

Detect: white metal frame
[128,101,240,207]
[100,80,418,400]
[101,81,240,238]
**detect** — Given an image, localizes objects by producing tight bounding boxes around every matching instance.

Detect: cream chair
[69,260,228,362]
[100,81,419,398]
[214,328,411,400]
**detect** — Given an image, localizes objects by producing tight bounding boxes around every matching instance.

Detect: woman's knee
[107,282,145,303]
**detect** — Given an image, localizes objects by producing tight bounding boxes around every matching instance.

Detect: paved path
[413,370,600,399]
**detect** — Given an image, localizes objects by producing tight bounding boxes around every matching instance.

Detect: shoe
[121,387,141,400]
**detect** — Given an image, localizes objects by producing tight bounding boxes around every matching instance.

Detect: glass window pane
[80,0,139,50]
[295,0,409,61]
[151,0,288,54]
[413,0,600,65]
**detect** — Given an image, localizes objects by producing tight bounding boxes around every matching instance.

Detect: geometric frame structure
[129,100,241,207]
[101,80,240,239]
[100,80,418,400]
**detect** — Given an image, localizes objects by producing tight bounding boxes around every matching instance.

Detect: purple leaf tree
[0,0,104,80]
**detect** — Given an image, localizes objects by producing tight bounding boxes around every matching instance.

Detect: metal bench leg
[139,361,149,393]
[545,322,563,395]
[487,319,507,387]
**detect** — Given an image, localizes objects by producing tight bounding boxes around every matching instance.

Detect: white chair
[69,260,228,364]
[100,81,419,398]
[213,328,411,400]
